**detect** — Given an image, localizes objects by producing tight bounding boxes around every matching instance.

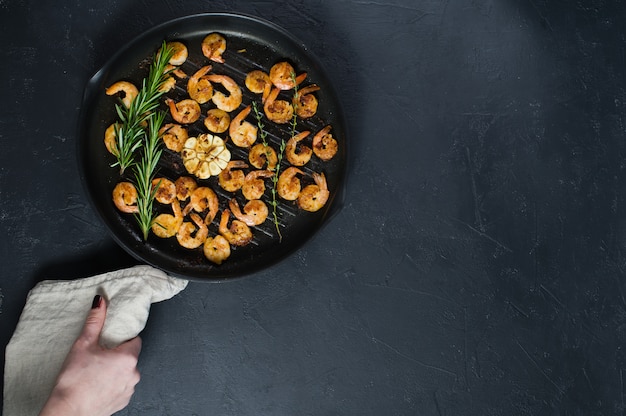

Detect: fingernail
[91,295,102,309]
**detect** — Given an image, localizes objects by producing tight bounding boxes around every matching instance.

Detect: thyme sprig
[112,41,173,175]
[290,71,300,139]
[270,139,287,241]
[270,71,301,241]
[250,72,302,242]
[252,100,283,240]
[252,101,268,146]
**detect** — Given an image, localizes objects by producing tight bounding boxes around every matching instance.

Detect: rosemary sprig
[112,41,173,175]
[112,122,143,173]
[133,111,166,240]
[109,42,173,240]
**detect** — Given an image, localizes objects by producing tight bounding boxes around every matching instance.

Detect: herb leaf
[253,100,284,241]
[133,110,166,240]
[111,41,173,175]
[110,41,173,240]
[251,72,300,242]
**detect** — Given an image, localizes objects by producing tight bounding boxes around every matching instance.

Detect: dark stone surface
[2,0,626,414]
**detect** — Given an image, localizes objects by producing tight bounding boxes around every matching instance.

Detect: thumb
[80,295,107,344]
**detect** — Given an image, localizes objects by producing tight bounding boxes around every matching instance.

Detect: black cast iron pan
[77,13,347,281]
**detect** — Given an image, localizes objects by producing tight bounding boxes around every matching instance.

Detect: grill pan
[77,13,347,281]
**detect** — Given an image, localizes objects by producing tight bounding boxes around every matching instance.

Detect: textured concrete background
[2,0,626,414]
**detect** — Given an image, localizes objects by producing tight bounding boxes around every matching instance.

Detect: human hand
[39,295,142,416]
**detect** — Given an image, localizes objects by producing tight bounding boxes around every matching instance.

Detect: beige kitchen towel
[3,265,188,416]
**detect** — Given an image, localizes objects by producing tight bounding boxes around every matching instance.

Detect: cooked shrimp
[182,186,219,224]
[105,81,138,108]
[229,198,269,226]
[166,98,201,124]
[165,64,187,79]
[269,61,307,90]
[151,177,177,204]
[204,108,230,133]
[297,172,330,212]
[219,209,253,246]
[242,169,273,200]
[175,176,197,201]
[205,74,242,112]
[159,123,188,152]
[176,212,208,249]
[277,167,303,201]
[229,105,258,148]
[245,70,271,103]
[293,84,320,118]
[112,181,139,213]
[165,41,188,66]
[248,143,278,170]
[285,131,312,166]
[218,160,248,192]
[202,32,226,63]
[104,123,118,155]
[187,65,213,104]
[159,76,177,93]
[203,234,231,265]
[312,125,338,161]
[264,87,293,124]
[151,200,183,238]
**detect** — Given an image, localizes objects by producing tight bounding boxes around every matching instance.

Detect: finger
[117,336,142,358]
[79,294,107,344]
